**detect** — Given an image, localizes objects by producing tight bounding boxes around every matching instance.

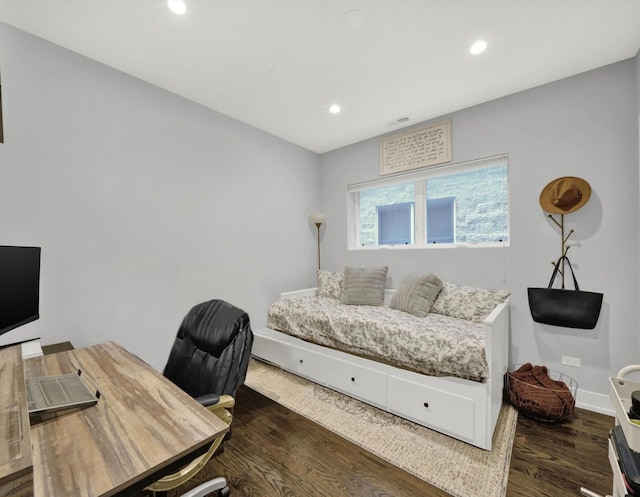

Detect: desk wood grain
[24,342,228,497]
[0,346,33,497]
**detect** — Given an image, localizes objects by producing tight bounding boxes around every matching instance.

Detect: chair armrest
[195,393,220,408]
[206,394,235,426]
[195,393,235,410]
[210,394,235,410]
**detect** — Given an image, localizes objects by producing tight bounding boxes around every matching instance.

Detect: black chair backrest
[163,299,253,398]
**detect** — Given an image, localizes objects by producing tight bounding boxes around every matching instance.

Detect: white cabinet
[607,368,640,497]
[608,439,626,497]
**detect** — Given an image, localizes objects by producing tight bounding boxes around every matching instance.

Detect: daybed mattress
[266,296,488,382]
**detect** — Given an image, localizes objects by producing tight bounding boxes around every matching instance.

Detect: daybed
[252,268,510,450]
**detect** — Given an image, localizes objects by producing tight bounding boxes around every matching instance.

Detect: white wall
[319,58,640,409]
[0,23,320,370]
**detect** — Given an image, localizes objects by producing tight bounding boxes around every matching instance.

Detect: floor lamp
[309,213,326,270]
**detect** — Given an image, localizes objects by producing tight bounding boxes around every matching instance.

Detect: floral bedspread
[266,296,489,382]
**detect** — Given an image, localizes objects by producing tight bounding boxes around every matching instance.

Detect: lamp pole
[315,222,322,270]
[309,213,326,271]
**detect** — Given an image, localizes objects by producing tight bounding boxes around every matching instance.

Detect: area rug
[244,359,517,497]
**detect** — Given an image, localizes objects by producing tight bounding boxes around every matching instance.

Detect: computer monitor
[0,246,41,336]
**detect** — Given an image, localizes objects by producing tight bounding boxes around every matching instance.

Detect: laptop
[26,371,99,415]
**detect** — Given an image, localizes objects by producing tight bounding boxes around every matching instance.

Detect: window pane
[378,202,414,245]
[427,197,454,243]
[359,182,415,246]
[426,164,508,243]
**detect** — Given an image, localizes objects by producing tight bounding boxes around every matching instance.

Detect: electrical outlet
[562,356,581,367]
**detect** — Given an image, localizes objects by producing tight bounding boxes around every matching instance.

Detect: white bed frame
[252,288,510,450]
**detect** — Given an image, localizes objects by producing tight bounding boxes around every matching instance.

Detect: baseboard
[576,388,614,416]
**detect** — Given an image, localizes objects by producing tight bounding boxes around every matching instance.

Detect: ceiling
[1,1,640,153]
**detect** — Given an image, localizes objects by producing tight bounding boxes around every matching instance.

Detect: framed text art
[380,120,451,176]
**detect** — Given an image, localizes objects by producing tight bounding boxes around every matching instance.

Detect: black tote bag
[527,256,603,329]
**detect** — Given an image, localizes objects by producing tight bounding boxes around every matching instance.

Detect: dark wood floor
[157,386,614,497]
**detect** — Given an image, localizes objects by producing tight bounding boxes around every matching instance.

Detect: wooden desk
[23,342,228,497]
[0,346,33,497]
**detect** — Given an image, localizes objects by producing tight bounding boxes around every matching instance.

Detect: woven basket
[505,364,577,422]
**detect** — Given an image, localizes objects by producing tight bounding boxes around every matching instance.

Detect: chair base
[181,477,229,497]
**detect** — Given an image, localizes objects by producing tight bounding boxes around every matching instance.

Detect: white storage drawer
[289,346,326,380]
[609,438,626,497]
[387,375,476,441]
[252,334,326,381]
[325,356,387,407]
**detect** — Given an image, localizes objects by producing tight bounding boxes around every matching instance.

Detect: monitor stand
[22,340,43,359]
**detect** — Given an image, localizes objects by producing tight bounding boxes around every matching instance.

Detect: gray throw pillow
[340,266,388,306]
[390,272,443,317]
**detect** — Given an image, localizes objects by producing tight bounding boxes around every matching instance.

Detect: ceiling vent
[386,116,410,127]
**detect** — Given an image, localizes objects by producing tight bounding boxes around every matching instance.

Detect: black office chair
[146,299,254,497]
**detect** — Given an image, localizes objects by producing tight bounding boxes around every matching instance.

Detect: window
[378,202,414,245]
[357,182,414,247]
[348,155,509,249]
[427,197,454,243]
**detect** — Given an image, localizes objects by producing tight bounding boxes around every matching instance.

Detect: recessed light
[329,104,341,114]
[470,40,487,55]
[343,10,364,28]
[168,0,186,15]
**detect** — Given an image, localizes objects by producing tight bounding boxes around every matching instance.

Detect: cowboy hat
[539,176,591,214]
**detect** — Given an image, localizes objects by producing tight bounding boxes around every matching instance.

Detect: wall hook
[548,214,574,288]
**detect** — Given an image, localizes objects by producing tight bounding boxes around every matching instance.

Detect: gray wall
[0,23,320,370]
[319,58,640,409]
[637,48,640,355]
[2,21,639,409]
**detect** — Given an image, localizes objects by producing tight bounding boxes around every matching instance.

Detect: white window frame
[347,154,510,250]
